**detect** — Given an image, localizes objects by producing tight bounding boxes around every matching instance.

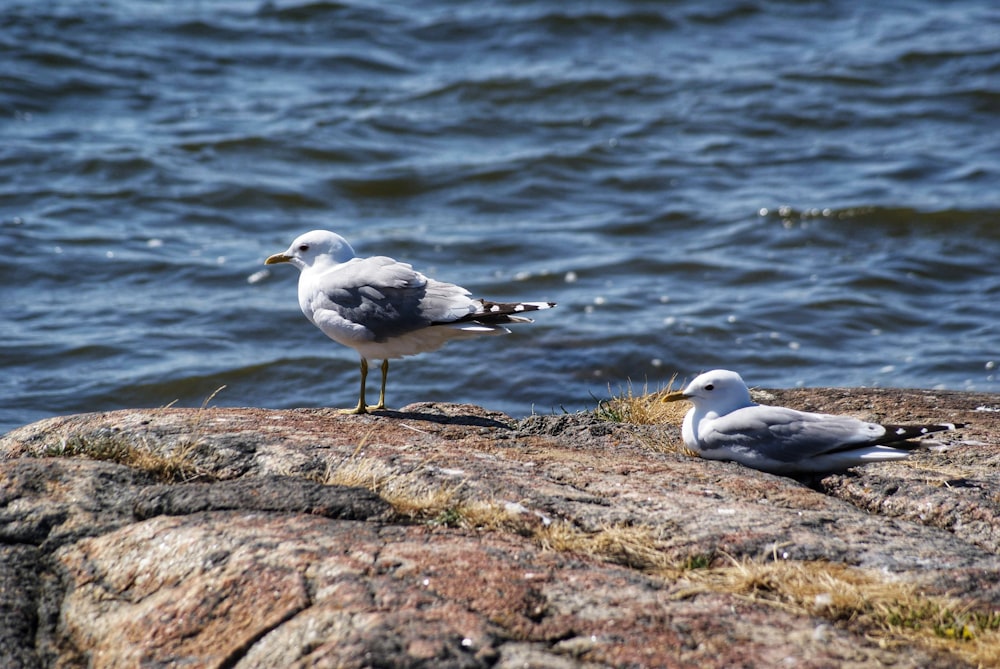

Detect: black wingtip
[879,422,963,444]
[454,300,556,325]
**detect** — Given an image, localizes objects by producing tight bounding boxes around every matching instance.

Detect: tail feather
[874,422,964,446]
[448,299,556,326]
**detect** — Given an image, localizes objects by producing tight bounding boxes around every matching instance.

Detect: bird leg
[341,357,369,415]
[368,359,389,411]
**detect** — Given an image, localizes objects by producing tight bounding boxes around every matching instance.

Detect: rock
[0,544,42,669]
[1,389,999,668]
[133,476,392,522]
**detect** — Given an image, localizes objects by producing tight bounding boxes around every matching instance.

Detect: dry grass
[593,379,694,455]
[532,517,1000,664]
[905,461,984,485]
[538,521,680,571]
[677,555,1000,666]
[594,378,687,426]
[321,443,462,520]
[43,433,209,483]
[40,386,227,482]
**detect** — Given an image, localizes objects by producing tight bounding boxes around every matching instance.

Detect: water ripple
[2,0,999,433]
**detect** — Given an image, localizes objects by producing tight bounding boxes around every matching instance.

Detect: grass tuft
[538,521,679,571]
[593,379,694,455]
[43,433,209,483]
[677,555,1000,665]
[39,386,227,482]
[594,378,685,425]
[321,443,462,520]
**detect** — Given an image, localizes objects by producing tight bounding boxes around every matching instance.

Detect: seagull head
[265,230,356,271]
[662,369,754,414]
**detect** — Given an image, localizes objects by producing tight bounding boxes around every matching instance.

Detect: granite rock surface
[1,387,998,668]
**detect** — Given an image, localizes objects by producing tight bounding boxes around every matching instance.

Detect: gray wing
[310,257,477,341]
[700,406,886,463]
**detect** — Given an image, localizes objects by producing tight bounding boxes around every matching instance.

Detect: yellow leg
[369,359,389,411]
[340,357,369,415]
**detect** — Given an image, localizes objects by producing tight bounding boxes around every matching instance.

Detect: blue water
[2,1,999,434]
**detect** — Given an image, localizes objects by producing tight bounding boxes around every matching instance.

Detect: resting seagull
[265,230,555,414]
[662,369,961,475]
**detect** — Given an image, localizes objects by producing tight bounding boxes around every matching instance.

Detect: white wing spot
[490,305,500,312]
[514,304,525,312]
[895,428,907,435]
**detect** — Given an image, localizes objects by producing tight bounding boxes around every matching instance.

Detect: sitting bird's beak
[265,253,291,265]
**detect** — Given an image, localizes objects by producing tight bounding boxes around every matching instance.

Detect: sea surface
[2,1,999,434]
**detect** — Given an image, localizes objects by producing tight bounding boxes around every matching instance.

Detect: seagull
[265,230,554,414]
[661,369,961,474]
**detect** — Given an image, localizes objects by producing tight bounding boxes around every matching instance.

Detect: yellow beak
[661,390,689,403]
[264,253,291,265]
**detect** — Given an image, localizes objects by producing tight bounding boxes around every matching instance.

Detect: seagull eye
[298,243,310,252]
[704,384,714,391]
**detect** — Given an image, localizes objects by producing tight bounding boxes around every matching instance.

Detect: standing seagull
[265,230,555,414]
[662,369,961,474]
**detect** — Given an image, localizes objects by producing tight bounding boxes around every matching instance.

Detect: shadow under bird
[662,369,963,475]
[265,230,555,414]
